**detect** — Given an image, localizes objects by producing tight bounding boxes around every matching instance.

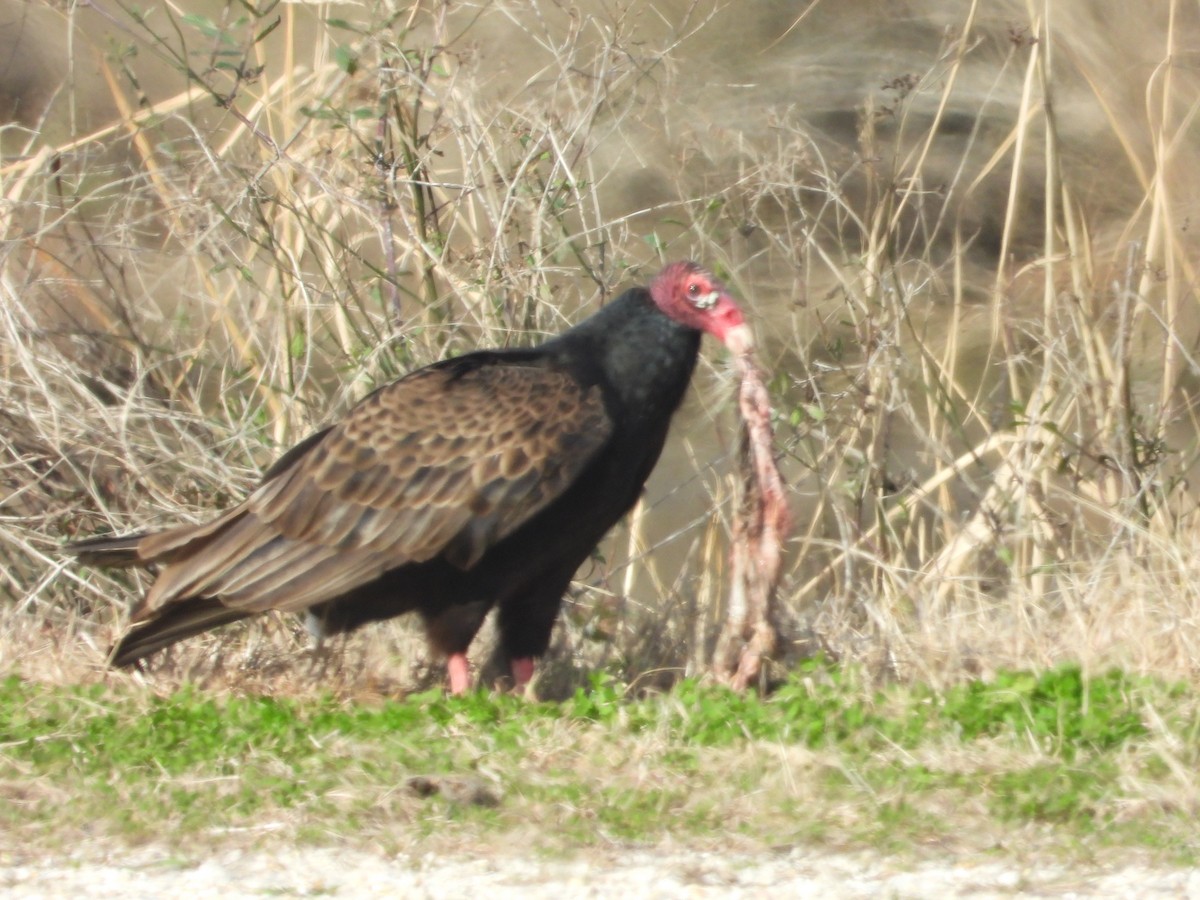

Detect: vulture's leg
[447,652,472,694]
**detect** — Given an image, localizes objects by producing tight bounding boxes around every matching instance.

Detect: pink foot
[510,657,535,689]
[447,653,471,694]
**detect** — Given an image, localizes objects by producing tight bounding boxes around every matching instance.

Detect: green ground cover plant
[2,664,1196,863]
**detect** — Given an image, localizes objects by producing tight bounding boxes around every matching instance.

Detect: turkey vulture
[67,261,752,692]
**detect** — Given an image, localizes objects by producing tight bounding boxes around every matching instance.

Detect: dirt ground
[3,845,1198,898]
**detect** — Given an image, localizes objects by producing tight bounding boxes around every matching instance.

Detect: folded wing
[130,360,612,621]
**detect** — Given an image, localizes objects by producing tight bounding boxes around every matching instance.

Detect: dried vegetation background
[3,0,1200,695]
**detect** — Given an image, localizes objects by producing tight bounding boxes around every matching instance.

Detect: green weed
[2,666,1197,861]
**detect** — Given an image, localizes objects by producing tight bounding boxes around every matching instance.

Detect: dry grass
[3,0,1200,696]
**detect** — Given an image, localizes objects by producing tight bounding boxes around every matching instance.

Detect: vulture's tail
[109,597,252,668]
[64,533,149,568]
[67,530,257,668]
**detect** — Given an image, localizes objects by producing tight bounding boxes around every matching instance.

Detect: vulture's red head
[651,261,753,355]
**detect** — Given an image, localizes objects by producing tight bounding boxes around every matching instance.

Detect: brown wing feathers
[110,361,612,627]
